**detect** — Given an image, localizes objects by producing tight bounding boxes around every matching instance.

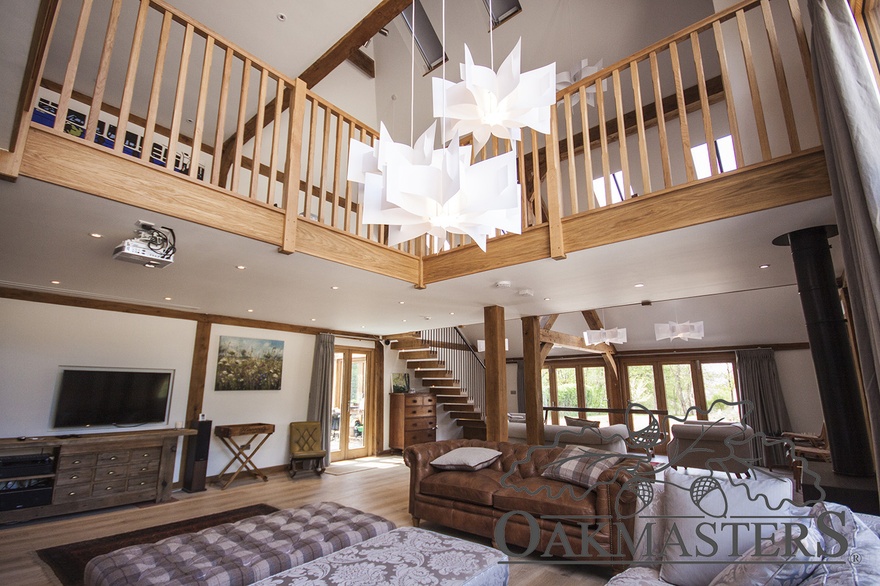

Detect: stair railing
[418,327,486,419]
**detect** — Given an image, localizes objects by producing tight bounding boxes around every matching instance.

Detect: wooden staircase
[391,335,486,440]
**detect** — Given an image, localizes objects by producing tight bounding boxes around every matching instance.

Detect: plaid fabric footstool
[252,527,509,586]
[84,502,396,586]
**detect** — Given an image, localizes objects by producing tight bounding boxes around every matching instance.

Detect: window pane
[663,363,696,420]
[627,364,657,431]
[555,367,578,421]
[331,352,344,451]
[541,368,551,422]
[348,354,367,449]
[702,362,739,422]
[582,366,609,427]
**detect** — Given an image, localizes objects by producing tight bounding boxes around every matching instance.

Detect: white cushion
[658,468,793,586]
[540,445,622,489]
[430,447,502,471]
[799,502,880,585]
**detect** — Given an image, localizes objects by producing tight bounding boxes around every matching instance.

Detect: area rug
[36,503,278,586]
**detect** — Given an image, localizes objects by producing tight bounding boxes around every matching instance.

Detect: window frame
[541,356,615,424]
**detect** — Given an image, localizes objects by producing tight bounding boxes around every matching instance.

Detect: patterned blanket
[84,502,396,586]
[252,527,509,586]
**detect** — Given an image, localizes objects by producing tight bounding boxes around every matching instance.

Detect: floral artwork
[214,336,284,391]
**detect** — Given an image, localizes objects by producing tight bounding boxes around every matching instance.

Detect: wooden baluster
[267,78,285,205]
[612,69,632,199]
[231,59,251,194]
[168,23,194,173]
[115,0,149,154]
[85,0,121,143]
[595,75,612,203]
[318,104,331,223]
[761,0,799,153]
[280,78,307,254]
[305,96,318,219]
[331,111,343,229]
[249,68,268,200]
[54,0,92,135]
[713,20,744,168]
[190,36,214,180]
[691,31,718,176]
[143,11,172,168]
[630,60,652,194]
[670,41,696,182]
[344,119,354,233]
[578,85,596,210]
[516,139,528,229]
[530,129,542,221]
[650,51,673,188]
[786,0,820,131]
[211,47,233,186]
[546,106,566,259]
[737,9,772,160]
[563,93,578,215]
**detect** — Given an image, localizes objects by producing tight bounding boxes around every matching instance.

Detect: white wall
[0,298,195,477]
[775,348,824,433]
[201,324,315,477]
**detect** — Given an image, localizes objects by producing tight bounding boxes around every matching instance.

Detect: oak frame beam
[540,328,610,355]
[484,305,508,442]
[521,316,545,445]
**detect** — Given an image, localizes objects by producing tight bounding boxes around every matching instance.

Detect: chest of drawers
[389,392,436,450]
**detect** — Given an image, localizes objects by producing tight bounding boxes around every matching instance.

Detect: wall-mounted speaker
[182,419,211,493]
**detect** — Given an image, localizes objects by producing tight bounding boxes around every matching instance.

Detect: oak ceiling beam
[539,328,609,354]
[582,309,620,382]
[299,0,411,88]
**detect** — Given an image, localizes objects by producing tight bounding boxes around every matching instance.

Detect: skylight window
[402,0,446,71]
[691,135,737,179]
[482,0,522,28]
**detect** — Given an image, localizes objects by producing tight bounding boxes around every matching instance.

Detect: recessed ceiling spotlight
[544,297,551,301]
[164,297,172,301]
[277,12,287,22]
[89,233,103,238]
[311,318,317,322]
[236,265,246,270]
[402,319,407,323]
[331,286,339,290]
[450,312,455,315]
[634,283,645,288]
[362,325,366,329]
[399,301,405,304]
[50,280,60,285]
[759,264,771,269]
[247,309,254,313]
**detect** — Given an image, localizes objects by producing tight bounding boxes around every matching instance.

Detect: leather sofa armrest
[595,458,654,561]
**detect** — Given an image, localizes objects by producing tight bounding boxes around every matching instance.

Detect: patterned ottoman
[84,502,396,586]
[252,527,508,586]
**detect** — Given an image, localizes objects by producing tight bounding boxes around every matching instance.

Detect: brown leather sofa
[402,439,653,562]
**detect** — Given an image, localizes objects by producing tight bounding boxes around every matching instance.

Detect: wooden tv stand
[0,428,194,523]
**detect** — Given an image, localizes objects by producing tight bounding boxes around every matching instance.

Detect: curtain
[307,333,335,467]
[735,349,793,468]
[810,0,880,497]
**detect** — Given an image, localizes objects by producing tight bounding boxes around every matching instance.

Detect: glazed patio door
[330,348,371,461]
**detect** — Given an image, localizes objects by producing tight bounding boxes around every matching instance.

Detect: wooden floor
[0,455,612,585]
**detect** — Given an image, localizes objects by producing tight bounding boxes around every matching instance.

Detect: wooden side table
[214,423,275,489]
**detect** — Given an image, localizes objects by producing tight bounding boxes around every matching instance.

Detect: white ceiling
[0,0,841,354]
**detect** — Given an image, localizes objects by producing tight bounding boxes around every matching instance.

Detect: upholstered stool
[84,502,395,586]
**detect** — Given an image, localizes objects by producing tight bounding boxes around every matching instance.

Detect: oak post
[484,305,508,442]
[180,317,211,482]
[280,79,308,254]
[522,316,545,446]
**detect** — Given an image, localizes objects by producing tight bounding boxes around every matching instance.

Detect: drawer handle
[142,453,149,457]
[140,467,148,471]
[71,474,79,479]
[107,471,115,475]
[109,456,117,461]
[73,459,81,464]
[139,481,146,485]
[105,486,113,491]
[68,491,76,496]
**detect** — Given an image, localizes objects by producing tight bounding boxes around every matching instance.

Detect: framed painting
[215,336,284,391]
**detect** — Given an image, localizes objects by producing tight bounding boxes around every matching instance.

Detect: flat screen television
[52,367,173,429]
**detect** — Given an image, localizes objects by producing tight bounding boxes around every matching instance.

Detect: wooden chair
[289,421,326,478]
[783,423,831,491]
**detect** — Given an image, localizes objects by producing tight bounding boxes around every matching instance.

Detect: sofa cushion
[430,447,502,471]
[420,469,504,506]
[564,416,601,428]
[541,445,623,489]
[798,502,880,585]
[493,476,598,519]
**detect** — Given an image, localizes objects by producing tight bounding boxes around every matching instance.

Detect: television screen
[52,368,173,428]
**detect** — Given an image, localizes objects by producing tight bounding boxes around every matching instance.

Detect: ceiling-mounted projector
[113,220,176,268]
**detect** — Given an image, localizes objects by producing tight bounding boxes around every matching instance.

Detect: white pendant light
[655,321,704,341]
[583,327,627,345]
[556,58,606,106]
